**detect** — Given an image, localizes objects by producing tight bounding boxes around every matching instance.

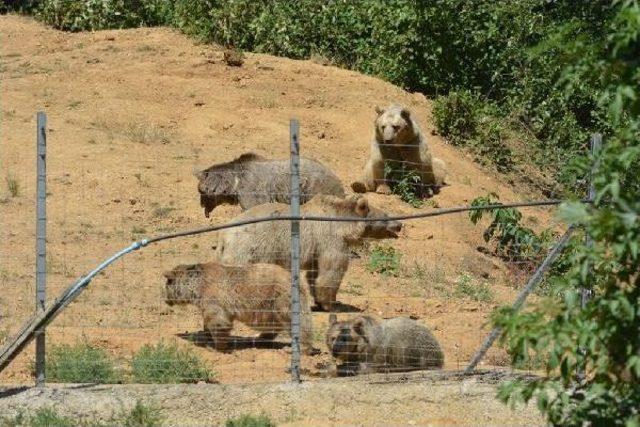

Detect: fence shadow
[176,331,290,351]
[314,302,362,313]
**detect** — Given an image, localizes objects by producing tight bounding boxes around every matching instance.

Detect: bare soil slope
[0,13,555,394]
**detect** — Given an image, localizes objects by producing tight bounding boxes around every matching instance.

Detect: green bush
[46,341,120,383]
[469,193,552,262]
[225,414,276,427]
[495,2,640,424]
[131,342,214,384]
[37,0,173,31]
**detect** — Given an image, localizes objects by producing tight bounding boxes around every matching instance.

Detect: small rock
[129,199,137,205]
[194,101,205,107]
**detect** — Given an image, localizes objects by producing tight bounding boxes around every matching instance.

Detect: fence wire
[0,130,577,386]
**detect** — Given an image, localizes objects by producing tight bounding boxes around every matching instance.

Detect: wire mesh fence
[0,114,579,387]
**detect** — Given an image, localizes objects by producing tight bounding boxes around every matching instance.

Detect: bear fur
[215,194,402,311]
[326,314,444,375]
[196,152,345,217]
[163,262,314,354]
[351,104,447,196]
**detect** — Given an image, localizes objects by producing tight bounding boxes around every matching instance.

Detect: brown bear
[215,194,401,311]
[196,152,345,217]
[326,314,444,375]
[351,104,447,197]
[163,262,314,354]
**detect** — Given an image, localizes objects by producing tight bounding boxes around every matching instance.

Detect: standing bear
[351,104,447,196]
[163,262,315,354]
[215,194,402,311]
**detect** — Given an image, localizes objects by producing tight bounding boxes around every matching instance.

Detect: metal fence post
[289,119,302,383]
[577,133,602,382]
[464,227,575,374]
[580,134,601,309]
[35,112,47,387]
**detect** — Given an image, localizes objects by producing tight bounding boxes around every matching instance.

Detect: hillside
[0,14,557,389]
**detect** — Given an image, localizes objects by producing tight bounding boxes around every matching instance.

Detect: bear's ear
[374,105,385,116]
[328,314,337,325]
[352,317,367,337]
[355,196,369,218]
[400,107,412,122]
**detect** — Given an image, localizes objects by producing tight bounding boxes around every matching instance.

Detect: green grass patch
[119,401,165,427]
[454,273,493,302]
[5,174,19,198]
[0,407,76,427]
[131,342,214,384]
[366,245,401,277]
[46,341,120,383]
[225,414,276,427]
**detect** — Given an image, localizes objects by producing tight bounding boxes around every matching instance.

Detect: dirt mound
[0,13,555,390]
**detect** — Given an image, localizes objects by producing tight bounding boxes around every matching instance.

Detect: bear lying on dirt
[351,105,447,197]
[163,262,314,354]
[215,194,401,311]
[325,314,444,375]
[196,152,345,217]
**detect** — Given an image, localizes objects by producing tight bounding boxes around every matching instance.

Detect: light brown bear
[326,314,444,375]
[163,262,314,354]
[351,104,447,196]
[215,194,401,311]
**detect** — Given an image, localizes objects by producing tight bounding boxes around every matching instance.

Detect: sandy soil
[0,372,544,426]
[0,14,558,424]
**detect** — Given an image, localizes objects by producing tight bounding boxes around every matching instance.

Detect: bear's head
[196,153,265,217]
[326,314,378,363]
[163,263,204,305]
[339,195,402,240]
[374,104,415,145]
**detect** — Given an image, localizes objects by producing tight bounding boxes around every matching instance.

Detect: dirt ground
[0,372,544,426]
[0,14,557,424]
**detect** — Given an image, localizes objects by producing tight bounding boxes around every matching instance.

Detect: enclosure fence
[0,113,598,386]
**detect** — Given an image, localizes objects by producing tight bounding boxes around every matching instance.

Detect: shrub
[469,193,552,262]
[433,91,484,145]
[120,401,164,427]
[131,342,214,384]
[46,341,120,383]
[383,163,424,208]
[36,0,173,31]
[495,3,640,424]
[225,414,276,427]
[433,92,514,172]
[367,245,401,277]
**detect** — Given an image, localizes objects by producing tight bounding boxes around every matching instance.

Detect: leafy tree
[494,1,640,425]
